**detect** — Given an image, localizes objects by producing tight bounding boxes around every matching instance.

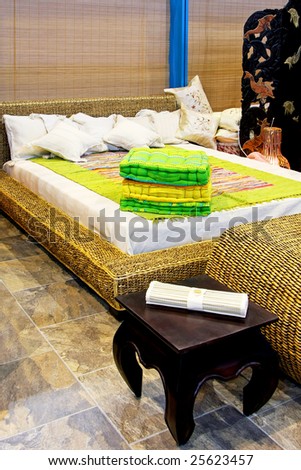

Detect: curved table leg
[113,320,199,445]
[113,321,142,397]
[243,363,279,415]
[243,340,279,415]
[163,375,201,445]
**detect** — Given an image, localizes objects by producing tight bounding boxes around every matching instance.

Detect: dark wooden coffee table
[114,274,279,445]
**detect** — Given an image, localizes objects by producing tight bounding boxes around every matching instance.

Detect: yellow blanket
[121,179,212,203]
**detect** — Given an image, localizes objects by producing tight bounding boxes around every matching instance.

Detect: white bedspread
[4,143,301,255]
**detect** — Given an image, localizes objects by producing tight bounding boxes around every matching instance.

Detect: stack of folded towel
[119,146,212,216]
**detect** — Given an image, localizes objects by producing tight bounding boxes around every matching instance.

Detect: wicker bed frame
[0,95,214,312]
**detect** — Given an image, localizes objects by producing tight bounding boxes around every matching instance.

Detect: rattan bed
[2,96,301,385]
[0,95,214,312]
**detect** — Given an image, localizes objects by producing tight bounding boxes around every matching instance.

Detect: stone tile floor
[1,211,301,450]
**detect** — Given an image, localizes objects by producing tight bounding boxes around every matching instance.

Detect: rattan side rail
[205,213,301,385]
[0,95,214,312]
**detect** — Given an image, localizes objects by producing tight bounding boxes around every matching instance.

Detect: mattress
[4,143,301,255]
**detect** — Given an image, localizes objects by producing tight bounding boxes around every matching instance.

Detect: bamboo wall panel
[0,1,286,106]
[0,0,169,100]
[189,0,285,110]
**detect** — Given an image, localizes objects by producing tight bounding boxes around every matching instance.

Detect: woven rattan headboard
[0,94,177,167]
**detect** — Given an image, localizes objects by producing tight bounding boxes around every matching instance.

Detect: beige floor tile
[0,281,52,364]
[193,380,230,417]
[0,407,129,450]
[42,312,120,375]
[0,216,23,239]
[14,279,107,327]
[0,351,95,439]
[250,396,301,450]
[133,406,282,450]
[0,252,73,292]
[0,234,43,261]
[80,365,167,444]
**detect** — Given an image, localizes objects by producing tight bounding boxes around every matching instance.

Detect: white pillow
[219,108,242,132]
[3,114,49,160]
[70,113,117,153]
[215,128,239,143]
[164,75,212,114]
[176,105,219,149]
[136,109,183,144]
[29,113,66,132]
[127,114,156,131]
[103,117,164,150]
[23,120,99,162]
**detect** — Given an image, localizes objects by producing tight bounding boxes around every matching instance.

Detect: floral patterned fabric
[240,0,301,172]
[164,75,212,114]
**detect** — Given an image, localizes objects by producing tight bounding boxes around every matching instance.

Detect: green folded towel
[120,197,211,216]
[119,146,211,186]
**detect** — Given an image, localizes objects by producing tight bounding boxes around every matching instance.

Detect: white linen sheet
[4,143,301,255]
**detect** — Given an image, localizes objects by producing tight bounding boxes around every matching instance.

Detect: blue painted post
[169,0,189,87]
